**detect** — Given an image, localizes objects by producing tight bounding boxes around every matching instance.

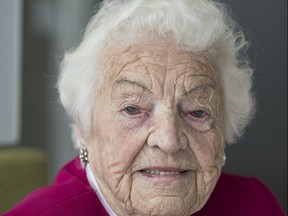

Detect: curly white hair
[58,0,255,147]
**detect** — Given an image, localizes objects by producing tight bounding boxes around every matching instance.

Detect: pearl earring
[223,154,226,166]
[80,147,89,167]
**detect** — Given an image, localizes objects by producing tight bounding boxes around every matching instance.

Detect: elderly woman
[4,0,285,216]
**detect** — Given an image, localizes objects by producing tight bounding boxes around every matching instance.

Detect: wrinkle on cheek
[115,114,139,129]
[193,130,223,207]
[102,130,149,195]
[187,127,224,169]
[195,168,219,207]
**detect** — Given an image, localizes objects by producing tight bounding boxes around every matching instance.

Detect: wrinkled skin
[80,43,225,216]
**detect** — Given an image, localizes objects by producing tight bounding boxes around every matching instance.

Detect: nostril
[147,133,181,154]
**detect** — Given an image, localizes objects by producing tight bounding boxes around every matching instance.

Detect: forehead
[101,44,217,94]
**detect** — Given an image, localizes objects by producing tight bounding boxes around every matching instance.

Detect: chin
[131,196,199,216]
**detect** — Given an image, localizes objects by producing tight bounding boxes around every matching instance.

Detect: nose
[147,113,188,154]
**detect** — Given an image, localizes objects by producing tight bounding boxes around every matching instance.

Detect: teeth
[142,170,180,175]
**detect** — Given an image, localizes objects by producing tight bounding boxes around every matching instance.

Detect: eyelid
[181,105,210,115]
[184,110,208,119]
[118,93,152,107]
[190,110,208,118]
[182,110,214,132]
[180,98,217,117]
[121,103,152,119]
[123,106,142,115]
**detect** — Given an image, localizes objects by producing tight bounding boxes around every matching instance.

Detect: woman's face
[84,44,225,216]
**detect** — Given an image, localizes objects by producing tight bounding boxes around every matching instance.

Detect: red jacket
[3,158,285,216]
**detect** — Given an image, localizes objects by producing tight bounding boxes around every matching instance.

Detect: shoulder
[195,173,285,216]
[3,158,108,216]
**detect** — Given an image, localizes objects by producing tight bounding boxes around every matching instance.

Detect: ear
[74,124,88,148]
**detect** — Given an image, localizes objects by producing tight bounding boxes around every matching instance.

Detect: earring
[80,147,89,167]
[222,154,226,166]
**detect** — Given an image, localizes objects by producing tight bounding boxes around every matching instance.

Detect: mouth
[139,167,188,177]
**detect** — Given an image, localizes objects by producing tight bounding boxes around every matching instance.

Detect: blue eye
[124,106,141,115]
[191,110,207,118]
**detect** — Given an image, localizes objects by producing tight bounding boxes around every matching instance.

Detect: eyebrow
[184,83,216,96]
[115,79,152,94]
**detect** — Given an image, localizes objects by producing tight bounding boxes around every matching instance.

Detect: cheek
[187,129,224,169]
[90,115,150,197]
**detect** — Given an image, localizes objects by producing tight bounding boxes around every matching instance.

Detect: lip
[138,166,190,179]
[140,166,186,172]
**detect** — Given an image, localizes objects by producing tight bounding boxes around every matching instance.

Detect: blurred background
[0,0,286,213]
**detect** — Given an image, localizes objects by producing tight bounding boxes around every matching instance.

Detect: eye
[190,110,208,118]
[124,106,142,115]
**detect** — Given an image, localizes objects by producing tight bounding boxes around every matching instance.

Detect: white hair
[58,0,255,147]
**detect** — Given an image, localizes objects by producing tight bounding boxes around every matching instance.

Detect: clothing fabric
[3,157,286,216]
